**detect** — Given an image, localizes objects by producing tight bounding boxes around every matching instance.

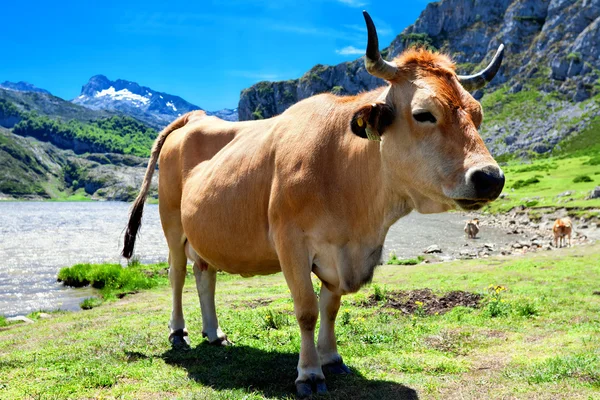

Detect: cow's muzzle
[454,165,505,210]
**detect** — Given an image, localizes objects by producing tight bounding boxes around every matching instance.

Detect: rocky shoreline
[425,208,600,261]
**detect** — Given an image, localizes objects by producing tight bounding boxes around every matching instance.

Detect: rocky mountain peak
[0,81,51,95]
[237,0,600,157]
[73,75,238,127]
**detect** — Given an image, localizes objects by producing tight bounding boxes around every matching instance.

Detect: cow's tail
[122,111,203,259]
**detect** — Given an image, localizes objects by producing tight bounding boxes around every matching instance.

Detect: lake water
[0,202,527,317]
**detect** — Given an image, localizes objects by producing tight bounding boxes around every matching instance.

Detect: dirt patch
[239,298,274,309]
[424,330,473,355]
[363,288,482,315]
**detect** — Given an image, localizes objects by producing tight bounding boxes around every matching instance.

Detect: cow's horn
[363,11,399,81]
[458,44,505,92]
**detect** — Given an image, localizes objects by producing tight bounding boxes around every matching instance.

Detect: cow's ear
[350,102,395,141]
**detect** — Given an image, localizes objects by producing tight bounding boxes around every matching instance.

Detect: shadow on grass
[162,343,418,399]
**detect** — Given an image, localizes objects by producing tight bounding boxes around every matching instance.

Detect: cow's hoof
[202,332,232,346]
[169,329,190,349]
[322,360,352,375]
[296,374,327,398]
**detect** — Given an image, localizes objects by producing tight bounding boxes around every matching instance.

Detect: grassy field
[1,244,600,399]
[483,154,600,214]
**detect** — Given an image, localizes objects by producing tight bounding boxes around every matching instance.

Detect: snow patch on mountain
[166,101,177,112]
[95,87,150,105]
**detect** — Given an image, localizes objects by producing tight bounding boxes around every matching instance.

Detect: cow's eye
[413,111,437,124]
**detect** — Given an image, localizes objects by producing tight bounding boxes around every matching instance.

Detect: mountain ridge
[0,81,51,95]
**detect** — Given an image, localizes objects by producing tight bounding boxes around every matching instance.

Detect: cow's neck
[348,86,415,232]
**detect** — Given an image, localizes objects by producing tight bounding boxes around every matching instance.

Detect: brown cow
[123,12,505,396]
[464,218,480,239]
[553,217,572,247]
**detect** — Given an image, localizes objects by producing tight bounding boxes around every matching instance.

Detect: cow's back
[178,117,282,275]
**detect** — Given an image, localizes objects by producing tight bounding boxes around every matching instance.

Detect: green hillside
[0,88,113,123]
[0,127,49,197]
[1,98,157,157]
[0,95,158,201]
[483,111,600,215]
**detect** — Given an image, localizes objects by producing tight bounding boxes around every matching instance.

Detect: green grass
[1,245,600,399]
[386,252,425,265]
[557,113,600,157]
[480,87,560,127]
[57,261,169,302]
[484,155,600,213]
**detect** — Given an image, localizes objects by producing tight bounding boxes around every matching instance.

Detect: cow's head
[352,12,505,213]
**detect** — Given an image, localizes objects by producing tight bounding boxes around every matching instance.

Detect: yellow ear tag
[357,117,364,127]
[365,126,381,142]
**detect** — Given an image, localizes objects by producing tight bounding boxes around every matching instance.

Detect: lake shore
[2,201,598,318]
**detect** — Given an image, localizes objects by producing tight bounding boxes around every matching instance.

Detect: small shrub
[359,333,390,344]
[57,264,91,287]
[261,309,290,330]
[414,301,426,318]
[524,200,539,207]
[331,86,344,95]
[528,211,542,222]
[514,299,539,317]
[81,297,103,310]
[89,264,123,289]
[0,316,7,327]
[514,163,557,173]
[512,177,540,190]
[341,311,351,326]
[313,280,321,297]
[484,285,510,318]
[377,312,392,323]
[372,284,387,301]
[585,155,600,166]
[573,175,593,183]
[566,52,582,63]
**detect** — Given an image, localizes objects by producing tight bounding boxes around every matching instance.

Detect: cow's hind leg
[318,284,350,375]
[192,262,230,346]
[167,245,189,347]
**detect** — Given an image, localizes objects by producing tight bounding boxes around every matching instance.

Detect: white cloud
[335,45,364,55]
[342,20,393,37]
[227,70,281,80]
[336,0,368,7]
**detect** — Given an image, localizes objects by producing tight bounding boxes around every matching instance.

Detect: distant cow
[122,11,505,397]
[464,218,480,239]
[553,218,572,247]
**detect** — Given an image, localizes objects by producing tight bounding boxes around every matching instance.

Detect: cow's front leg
[276,234,326,397]
[318,283,351,375]
[192,262,230,346]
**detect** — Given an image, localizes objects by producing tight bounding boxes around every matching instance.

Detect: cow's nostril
[470,165,505,200]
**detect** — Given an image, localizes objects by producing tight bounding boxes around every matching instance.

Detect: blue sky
[1,0,429,111]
